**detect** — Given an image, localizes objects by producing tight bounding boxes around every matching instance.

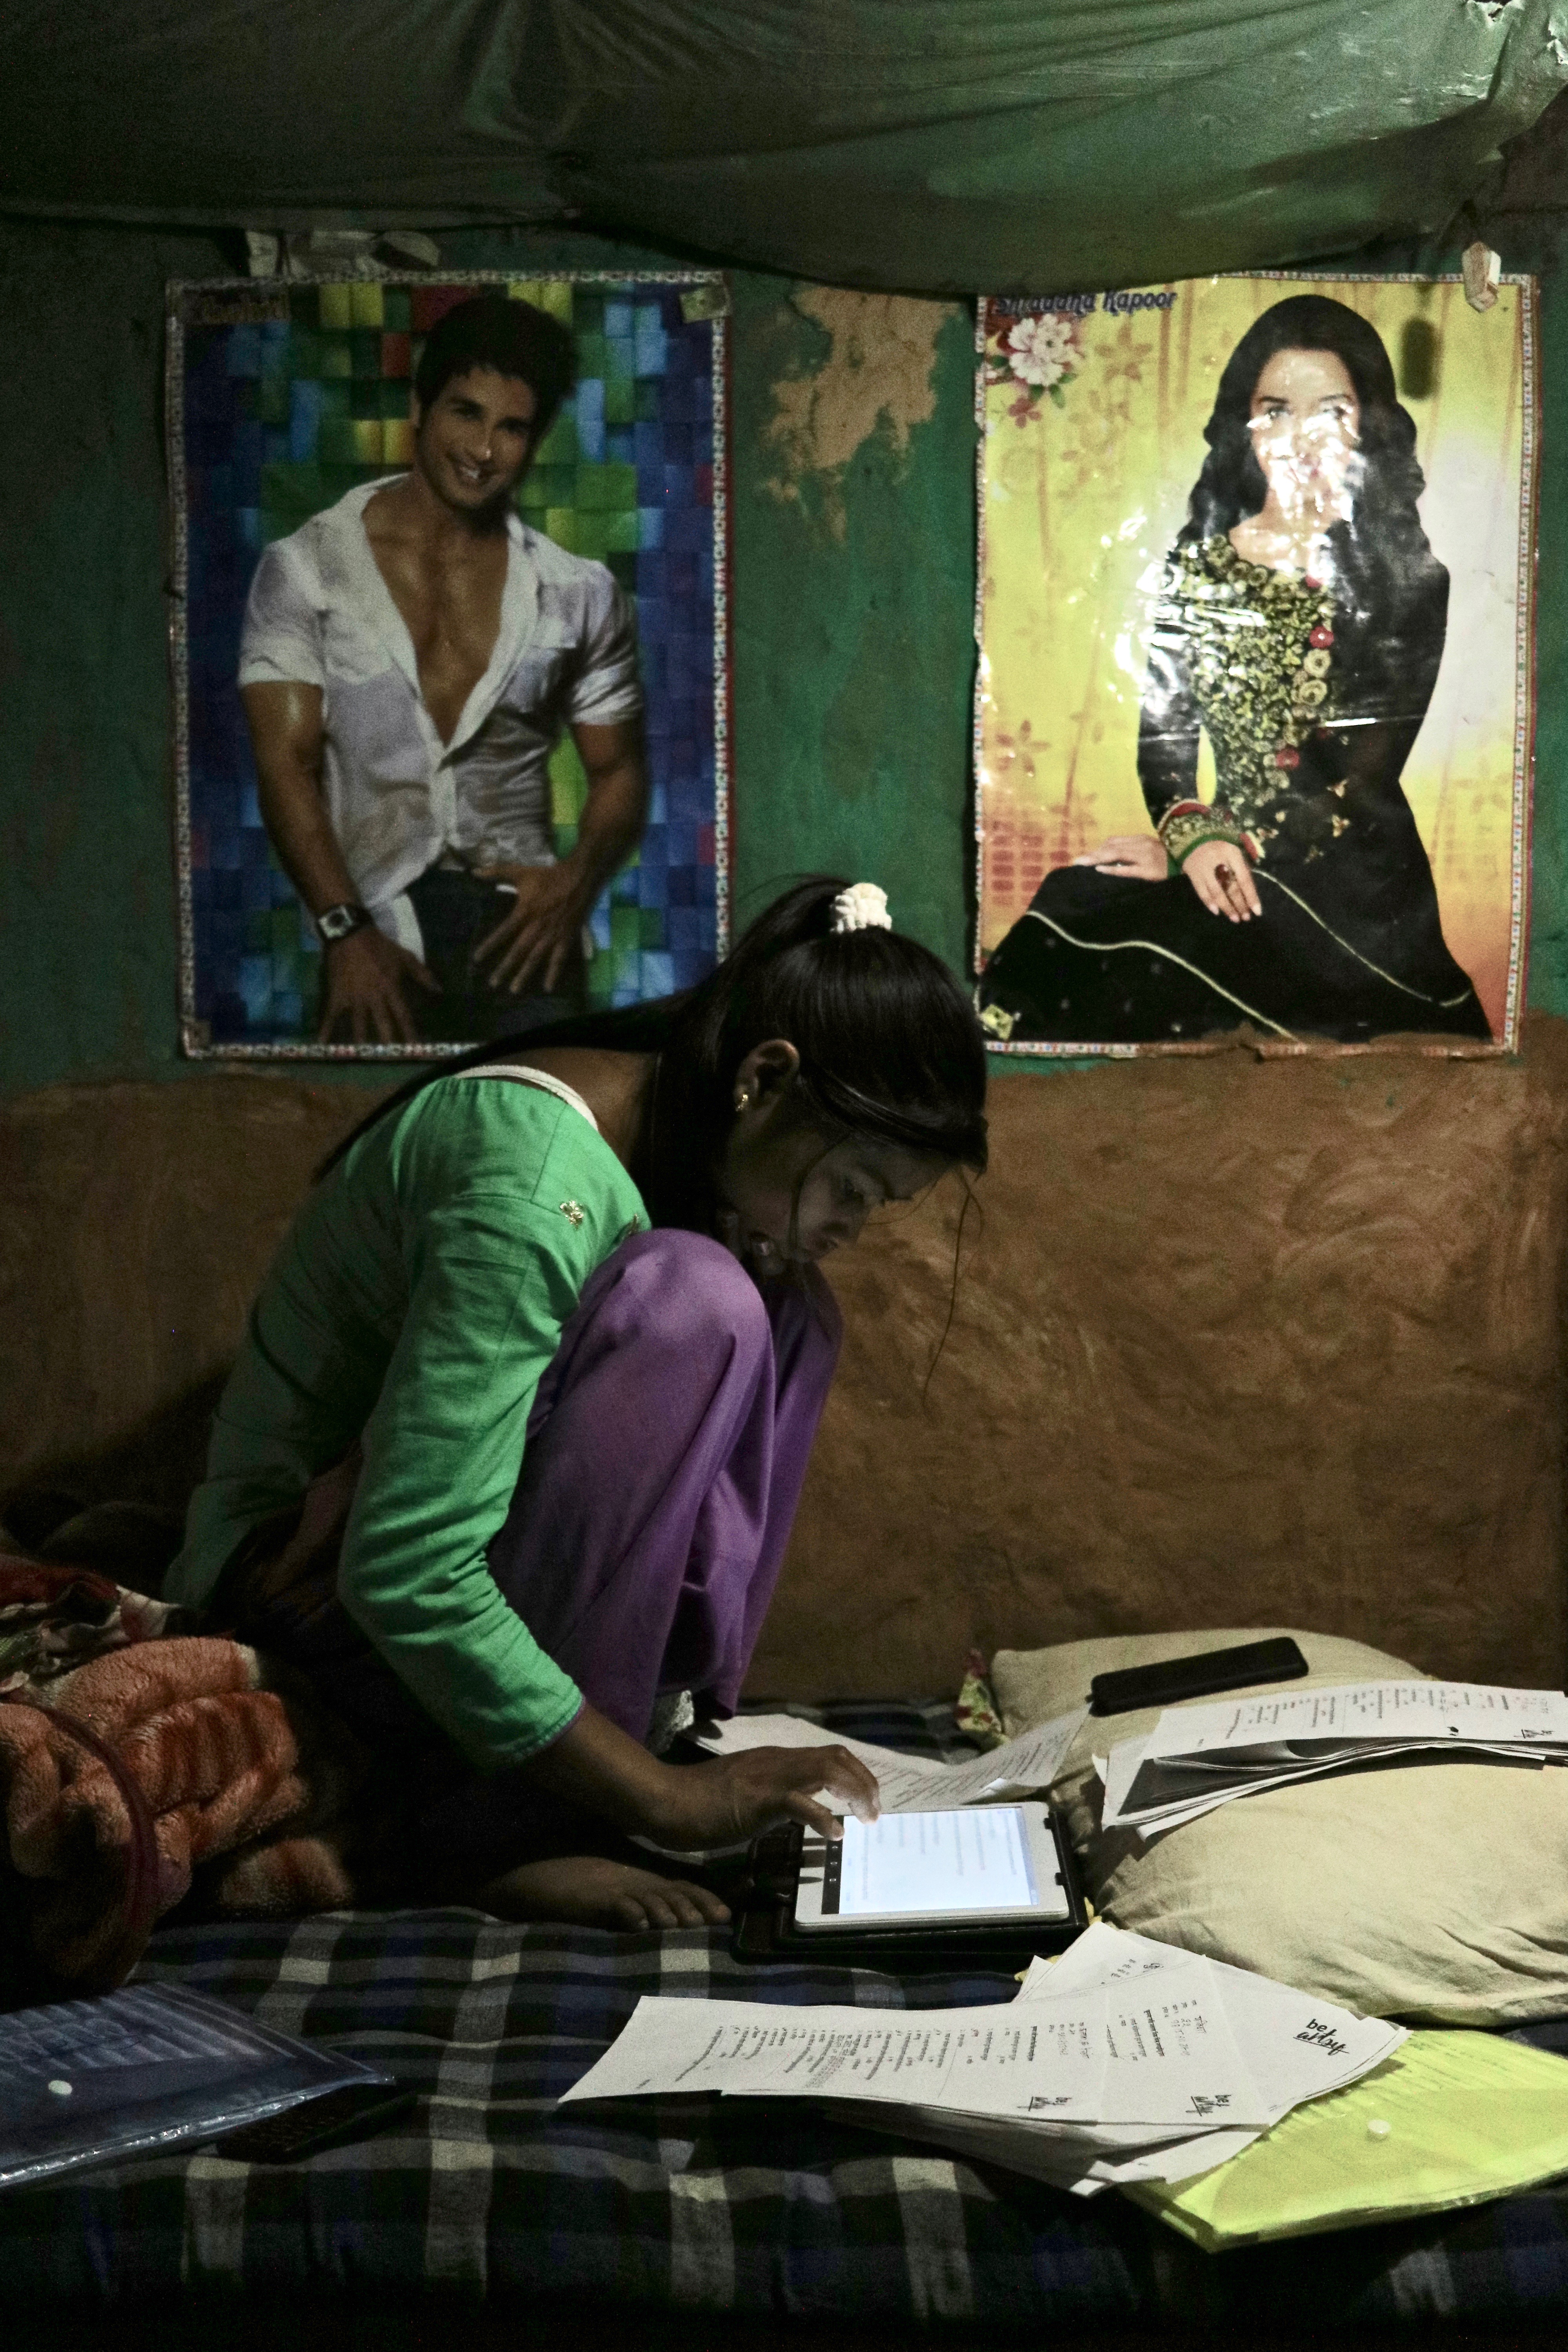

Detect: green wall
[0,216,1560,1094]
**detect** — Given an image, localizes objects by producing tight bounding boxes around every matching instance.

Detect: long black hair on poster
[1179,294,1446,708]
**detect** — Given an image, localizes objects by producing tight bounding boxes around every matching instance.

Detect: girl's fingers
[802,1747,880,1823]
[784,1791,846,1840]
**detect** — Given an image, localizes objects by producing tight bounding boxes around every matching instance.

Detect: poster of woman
[973,275,1537,1054]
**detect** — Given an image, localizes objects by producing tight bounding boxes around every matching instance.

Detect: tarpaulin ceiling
[6,0,1568,292]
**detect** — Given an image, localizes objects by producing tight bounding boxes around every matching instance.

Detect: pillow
[991,1628,1568,2025]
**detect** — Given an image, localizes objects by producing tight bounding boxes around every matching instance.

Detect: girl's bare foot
[475,1854,732,1930]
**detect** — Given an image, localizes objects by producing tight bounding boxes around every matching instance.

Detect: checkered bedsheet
[6,1700,1568,2330]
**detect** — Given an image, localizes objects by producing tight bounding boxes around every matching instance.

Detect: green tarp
[5,0,1568,293]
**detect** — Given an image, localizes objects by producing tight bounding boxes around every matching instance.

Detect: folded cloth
[0,1557,380,1998]
[0,1555,190,1691]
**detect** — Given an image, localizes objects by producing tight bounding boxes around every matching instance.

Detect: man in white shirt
[238,293,647,1043]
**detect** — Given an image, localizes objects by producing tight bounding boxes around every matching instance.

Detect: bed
[7,1700,1568,2346]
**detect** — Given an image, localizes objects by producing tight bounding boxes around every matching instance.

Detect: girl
[169,878,989,1928]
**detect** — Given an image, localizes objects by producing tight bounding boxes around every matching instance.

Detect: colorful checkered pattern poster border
[166,272,731,1058]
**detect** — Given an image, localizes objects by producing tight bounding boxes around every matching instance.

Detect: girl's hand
[1182,840,1263,922]
[520,1705,880,1856]
[652,1746,882,1851]
[1074,834,1167,881]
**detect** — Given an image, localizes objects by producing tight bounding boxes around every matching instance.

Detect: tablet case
[731,1806,1089,1969]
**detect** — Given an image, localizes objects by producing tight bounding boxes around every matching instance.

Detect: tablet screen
[837,1806,1040,1918]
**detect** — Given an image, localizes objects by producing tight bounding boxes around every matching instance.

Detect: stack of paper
[1101,1681,1568,1841]
[559,1920,1405,2199]
[691,1708,1087,1815]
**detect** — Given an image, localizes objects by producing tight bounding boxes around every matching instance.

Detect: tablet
[791,1804,1074,1934]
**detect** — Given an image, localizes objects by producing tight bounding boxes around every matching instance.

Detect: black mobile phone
[209,2083,417,2165]
[1089,1637,1310,1718]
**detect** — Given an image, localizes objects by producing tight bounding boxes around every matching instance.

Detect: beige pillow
[991,1628,1568,2025]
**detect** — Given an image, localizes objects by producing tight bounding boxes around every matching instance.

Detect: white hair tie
[830,882,892,935]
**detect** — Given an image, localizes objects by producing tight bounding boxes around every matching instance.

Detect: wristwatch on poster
[315,902,373,944]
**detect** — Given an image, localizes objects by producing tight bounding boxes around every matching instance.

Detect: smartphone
[209,2082,417,2164]
[791,1803,1072,1935]
[1089,1636,1310,1718]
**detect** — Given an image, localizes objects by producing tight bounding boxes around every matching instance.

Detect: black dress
[978,535,1490,1046]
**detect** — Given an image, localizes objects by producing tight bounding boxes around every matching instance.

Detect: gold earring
[734,1089,750,1112]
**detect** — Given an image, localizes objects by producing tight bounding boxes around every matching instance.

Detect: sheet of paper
[1104,1740,1548,1835]
[1022,1925,1405,2124]
[1093,1973,1265,2129]
[560,1992,1104,2115]
[828,2098,1112,2193]
[707,1997,1115,2118]
[1143,1680,1568,1762]
[1085,2125,1263,2186]
[691,1710,1087,1815]
[563,1969,1275,2130]
[848,1963,1267,2130]
[1101,1735,1151,1825]
[1018,1927,1259,2122]
[560,1923,1400,2148]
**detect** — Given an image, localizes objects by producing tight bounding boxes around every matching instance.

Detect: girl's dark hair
[1181,296,1445,704]
[321,879,989,1229]
[414,293,575,446]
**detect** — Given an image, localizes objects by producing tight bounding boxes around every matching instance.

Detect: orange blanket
[0,1559,376,1995]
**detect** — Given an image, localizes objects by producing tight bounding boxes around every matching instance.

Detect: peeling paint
[762,289,961,539]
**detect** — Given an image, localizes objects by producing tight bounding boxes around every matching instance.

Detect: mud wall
[756,1020,1568,1694]
[5,1039,1565,1692]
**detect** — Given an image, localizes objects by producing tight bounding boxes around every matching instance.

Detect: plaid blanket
[5,1700,1568,2332]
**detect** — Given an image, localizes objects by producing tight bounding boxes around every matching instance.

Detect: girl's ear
[736,1038,801,1103]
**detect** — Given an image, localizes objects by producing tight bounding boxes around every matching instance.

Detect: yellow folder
[1129,2030,1568,2252]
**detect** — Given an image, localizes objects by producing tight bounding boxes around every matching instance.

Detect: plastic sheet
[3,2,1567,292]
[0,1981,394,2188]
[1130,2030,1568,2249]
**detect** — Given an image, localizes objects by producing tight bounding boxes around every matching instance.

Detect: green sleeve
[336,1083,640,1771]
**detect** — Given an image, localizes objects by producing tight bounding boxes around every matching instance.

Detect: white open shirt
[237,478,642,956]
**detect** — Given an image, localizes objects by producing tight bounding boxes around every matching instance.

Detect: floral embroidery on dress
[1152,536,1343,858]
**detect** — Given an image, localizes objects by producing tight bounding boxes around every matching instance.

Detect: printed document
[1143,1681,1568,1760]
[691,1709,1087,1815]
[559,1921,1406,2205]
[1101,1681,1568,1835]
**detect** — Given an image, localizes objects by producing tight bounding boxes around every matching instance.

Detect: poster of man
[973,274,1536,1055]
[170,272,728,1055]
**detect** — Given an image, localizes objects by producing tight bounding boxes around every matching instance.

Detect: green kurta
[168,1073,648,1769]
